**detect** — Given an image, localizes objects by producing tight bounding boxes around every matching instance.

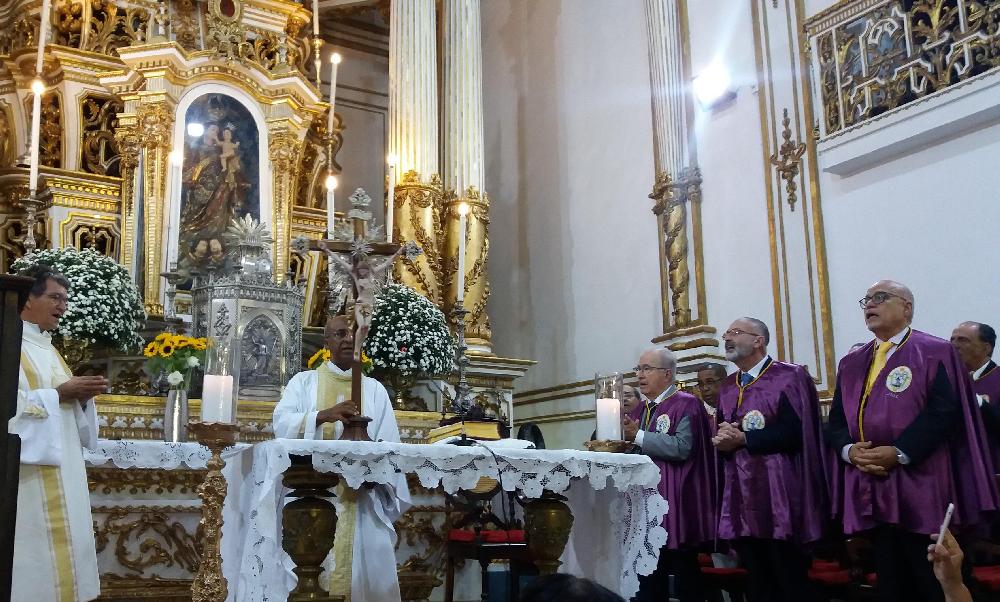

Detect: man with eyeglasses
[712,317,827,602]
[950,321,1000,469]
[11,264,108,601]
[273,314,410,601]
[623,348,715,602]
[696,363,728,417]
[827,280,997,602]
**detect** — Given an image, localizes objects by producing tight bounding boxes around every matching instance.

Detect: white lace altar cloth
[83,439,250,469]
[223,439,667,601]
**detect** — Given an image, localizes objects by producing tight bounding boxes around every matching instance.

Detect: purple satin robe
[716,361,828,543]
[974,364,1000,469]
[631,390,717,549]
[830,330,998,535]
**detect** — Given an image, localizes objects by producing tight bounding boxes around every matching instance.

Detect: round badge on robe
[885,366,912,393]
[741,410,766,431]
[655,414,671,433]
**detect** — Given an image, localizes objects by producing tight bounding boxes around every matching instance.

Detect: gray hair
[646,347,677,376]
[742,317,770,345]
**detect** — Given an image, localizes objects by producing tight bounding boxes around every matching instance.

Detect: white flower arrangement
[12,247,146,351]
[166,371,184,387]
[362,283,455,379]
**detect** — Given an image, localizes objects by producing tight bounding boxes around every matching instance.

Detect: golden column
[113,113,142,277]
[137,101,174,317]
[441,0,492,352]
[388,0,443,305]
[268,127,305,283]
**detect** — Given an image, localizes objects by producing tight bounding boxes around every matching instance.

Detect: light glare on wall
[692,63,735,109]
[187,122,205,137]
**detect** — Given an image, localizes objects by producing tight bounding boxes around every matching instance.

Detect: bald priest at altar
[272,315,411,602]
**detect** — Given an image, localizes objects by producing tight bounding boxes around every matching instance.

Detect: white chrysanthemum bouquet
[362,283,455,379]
[12,247,146,351]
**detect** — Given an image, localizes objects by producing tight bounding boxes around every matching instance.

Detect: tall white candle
[325,174,337,237]
[456,203,469,304]
[312,0,320,36]
[595,397,622,441]
[201,374,234,423]
[327,53,341,133]
[35,0,51,74]
[28,81,43,195]
[386,155,397,243]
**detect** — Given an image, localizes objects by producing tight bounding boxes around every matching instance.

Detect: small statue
[319,240,421,361]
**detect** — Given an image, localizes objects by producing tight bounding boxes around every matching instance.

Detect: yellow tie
[858,341,893,441]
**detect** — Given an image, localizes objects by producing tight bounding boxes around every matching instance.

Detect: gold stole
[20,349,77,602]
[317,363,358,601]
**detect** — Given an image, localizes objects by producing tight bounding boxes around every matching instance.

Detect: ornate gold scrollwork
[92,506,201,574]
[114,120,142,274]
[84,0,150,55]
[269,129,305,282]
[80,94,124,177]
[650,167,702,329]
[442,187,492,347]
[53,0,85,48]
[0,214,48,273]
[769,108,806,212]
[808,0,1000,136]
[88,467,207,496]
[25,90,63,169]
[394,170,445,306]
[61,212,120,256]
[0,101,14,168]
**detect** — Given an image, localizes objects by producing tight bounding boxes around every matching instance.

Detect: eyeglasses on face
[858,291,905,309]
[327,329,352,339]
[633,365,669,374]
[723,328,763,339]
[44,293,69,306]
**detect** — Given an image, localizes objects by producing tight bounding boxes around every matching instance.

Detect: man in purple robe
[623,348,715,602]
[951,321,1000,468]
[712,317,827,602]
[827,281,998,602]
[696,362,728,419]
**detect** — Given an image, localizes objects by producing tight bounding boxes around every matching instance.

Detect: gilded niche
[808,0,1000,136]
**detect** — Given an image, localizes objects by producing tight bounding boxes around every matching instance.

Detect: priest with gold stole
[10,265,107,601]
[272,315,410,601]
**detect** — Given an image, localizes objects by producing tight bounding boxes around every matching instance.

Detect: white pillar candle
[35,0,51,75]
[325,174,337,237]
[201,374,235,424]
[595,397,622,441]
[508,395,514,431]
[456,202,469,304]
[386,155,397,243]
[312,0,320,36]
[327,53,341,133]
[27,82,43,195]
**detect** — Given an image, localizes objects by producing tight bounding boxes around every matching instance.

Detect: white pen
[935,502,955,547]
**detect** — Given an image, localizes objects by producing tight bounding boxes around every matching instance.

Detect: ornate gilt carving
[269,129,304,282]
[26,90,63,169]
[137,102,173,317]
[85,0,150,55]
[807,0,1000,136]
[80,95,124,177]
[0,215,48,273]
[190,423,240,602]
[53,0,85,48]
[442,187,491,347]
[98,574,194,601]
[92,506,201,574]
[174,0,200,51]
[769,108,806,212]
[0,101,14,167]
[393,170,444,307]
[88,467,207,496]
[115,120,142,275]
[651,167,702,329]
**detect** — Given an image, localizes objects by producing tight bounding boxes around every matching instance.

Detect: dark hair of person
[19,264,71,297]
[974,323,996,354]
[699,362,727,378]
[520,574,624,602]
[516,423,545,450]
[742,316,770,345]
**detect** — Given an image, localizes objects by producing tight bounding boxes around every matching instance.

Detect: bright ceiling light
[187,122,205,137]
[692,63,735,109]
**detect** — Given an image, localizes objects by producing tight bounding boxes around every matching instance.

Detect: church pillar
[268,126,304,284]
[388,0,444,306]
[114,101,141,280]
[441,0,492,354]
[644,0,721,369]
[137,100,174,318]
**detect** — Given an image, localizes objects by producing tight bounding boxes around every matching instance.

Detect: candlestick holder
[18,189,52,255]
[190,422,240,602]
[312,36,324,90]
[444,302,474,421]
[161,262,185,320]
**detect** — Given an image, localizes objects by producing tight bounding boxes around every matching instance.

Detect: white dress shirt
[634,384,677,447]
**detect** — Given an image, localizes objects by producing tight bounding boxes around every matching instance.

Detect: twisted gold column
[268,129,304,284]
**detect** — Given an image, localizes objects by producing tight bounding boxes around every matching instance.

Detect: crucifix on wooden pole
[297,189,421,441]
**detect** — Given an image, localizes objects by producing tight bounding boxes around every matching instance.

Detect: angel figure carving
[319,240,422,361]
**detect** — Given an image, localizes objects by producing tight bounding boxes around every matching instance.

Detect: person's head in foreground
[519,574,624,602]
[19,264,71,331]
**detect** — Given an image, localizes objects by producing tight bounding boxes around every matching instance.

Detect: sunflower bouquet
[306,347,374,374]
[143,333,208,390]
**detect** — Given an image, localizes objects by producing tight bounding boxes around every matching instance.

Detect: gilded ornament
[53,0,84,48]
[523,491,574,575]
[87,467,207,495]
[650,167,701,328]
[80,94,124,177]
[769,108,806,212]
[92,506,201,574]
[190,422,241,602]
[85,1,150,54]
[0,102,14,167]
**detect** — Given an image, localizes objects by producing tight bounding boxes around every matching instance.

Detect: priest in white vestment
[9,265,107,601]
[273,315,411,602]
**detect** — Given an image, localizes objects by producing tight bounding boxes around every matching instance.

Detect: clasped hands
[711,422,746,452]
[847,441,898,477]
[316,400,359,426]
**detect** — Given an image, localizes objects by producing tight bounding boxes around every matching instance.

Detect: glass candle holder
[201,338,236,424]
[594,372,624,441]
